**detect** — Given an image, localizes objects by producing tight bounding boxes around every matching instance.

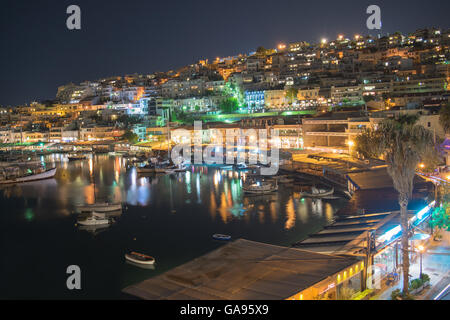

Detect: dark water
[0,154,347,299]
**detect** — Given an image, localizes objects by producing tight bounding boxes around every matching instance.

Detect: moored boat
[68,154,87,161]
[77,215,111,226]
[299,187,334,198]
[242,179,278,194]
[125,252,155,265]
[212,234,231,241]
[0,167,57,185]
[76,202,122,213]
[136,165,155,174]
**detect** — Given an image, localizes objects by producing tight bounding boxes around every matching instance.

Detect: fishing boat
[77,214,111,226]
[125,252,155,265]
[300,187,334,198]
[0,166,57,185]
[242,179,278,194]
[212,234,231,241]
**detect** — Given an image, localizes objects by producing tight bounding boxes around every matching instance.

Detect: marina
[0,154,348,299]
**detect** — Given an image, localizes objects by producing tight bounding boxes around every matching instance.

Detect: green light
[24,208,34,222]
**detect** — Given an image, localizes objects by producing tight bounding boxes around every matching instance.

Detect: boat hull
[77,203,122,212]
[125,254,155,265]
[0,168,57,185]
[299,188,334,198]
[243,188,278,194]
[212,234,231,241]
[77,219,110,226]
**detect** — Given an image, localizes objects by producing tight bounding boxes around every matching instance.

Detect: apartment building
[80,126,124,141]
[330,85,364,105]
[302,117,371,153]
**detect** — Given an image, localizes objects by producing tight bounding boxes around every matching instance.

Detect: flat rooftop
[123,239,359,300]
[292,152,386,174]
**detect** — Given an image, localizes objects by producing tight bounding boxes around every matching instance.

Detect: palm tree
[355,116,436,295]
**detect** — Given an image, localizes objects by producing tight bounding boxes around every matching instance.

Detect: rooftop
[123,238,359,300]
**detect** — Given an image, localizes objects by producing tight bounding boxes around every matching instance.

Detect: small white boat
[213,234,231,241]
[77,215,111,226]
[300,187,334,198]
[125,252,155,265]
[243,180,278,194]
[0,167,57,185]
[77,202,122,213]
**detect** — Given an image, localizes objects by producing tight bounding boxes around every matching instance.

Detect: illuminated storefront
[288,261,365,300]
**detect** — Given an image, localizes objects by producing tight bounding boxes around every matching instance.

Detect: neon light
[377,201,436,243]
[417,201,435,220]
[378,225,401,243]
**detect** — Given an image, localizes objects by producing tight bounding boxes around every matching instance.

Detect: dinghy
[213,234,231,241]
[125,252,155,265]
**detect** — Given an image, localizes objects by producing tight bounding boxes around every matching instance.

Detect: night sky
[1,0,449,106]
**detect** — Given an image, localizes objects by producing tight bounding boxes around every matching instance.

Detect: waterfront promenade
[376,234,450,300]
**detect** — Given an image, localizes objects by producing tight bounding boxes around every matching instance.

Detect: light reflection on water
[0,154,349,298]
[0,155,346,231]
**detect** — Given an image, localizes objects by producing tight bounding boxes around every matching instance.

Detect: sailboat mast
[92,154,96,203]
[167,108,170,157]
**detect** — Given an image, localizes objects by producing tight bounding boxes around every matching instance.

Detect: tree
[430,202,450,233]
[439,103,450,134]
[122,130,139,144]
[219,97,239,114]
[117,114,141,128]
[256,46,267,56]
[355,116,436,295]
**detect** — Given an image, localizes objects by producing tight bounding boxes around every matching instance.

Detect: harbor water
[0,154,348,299]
